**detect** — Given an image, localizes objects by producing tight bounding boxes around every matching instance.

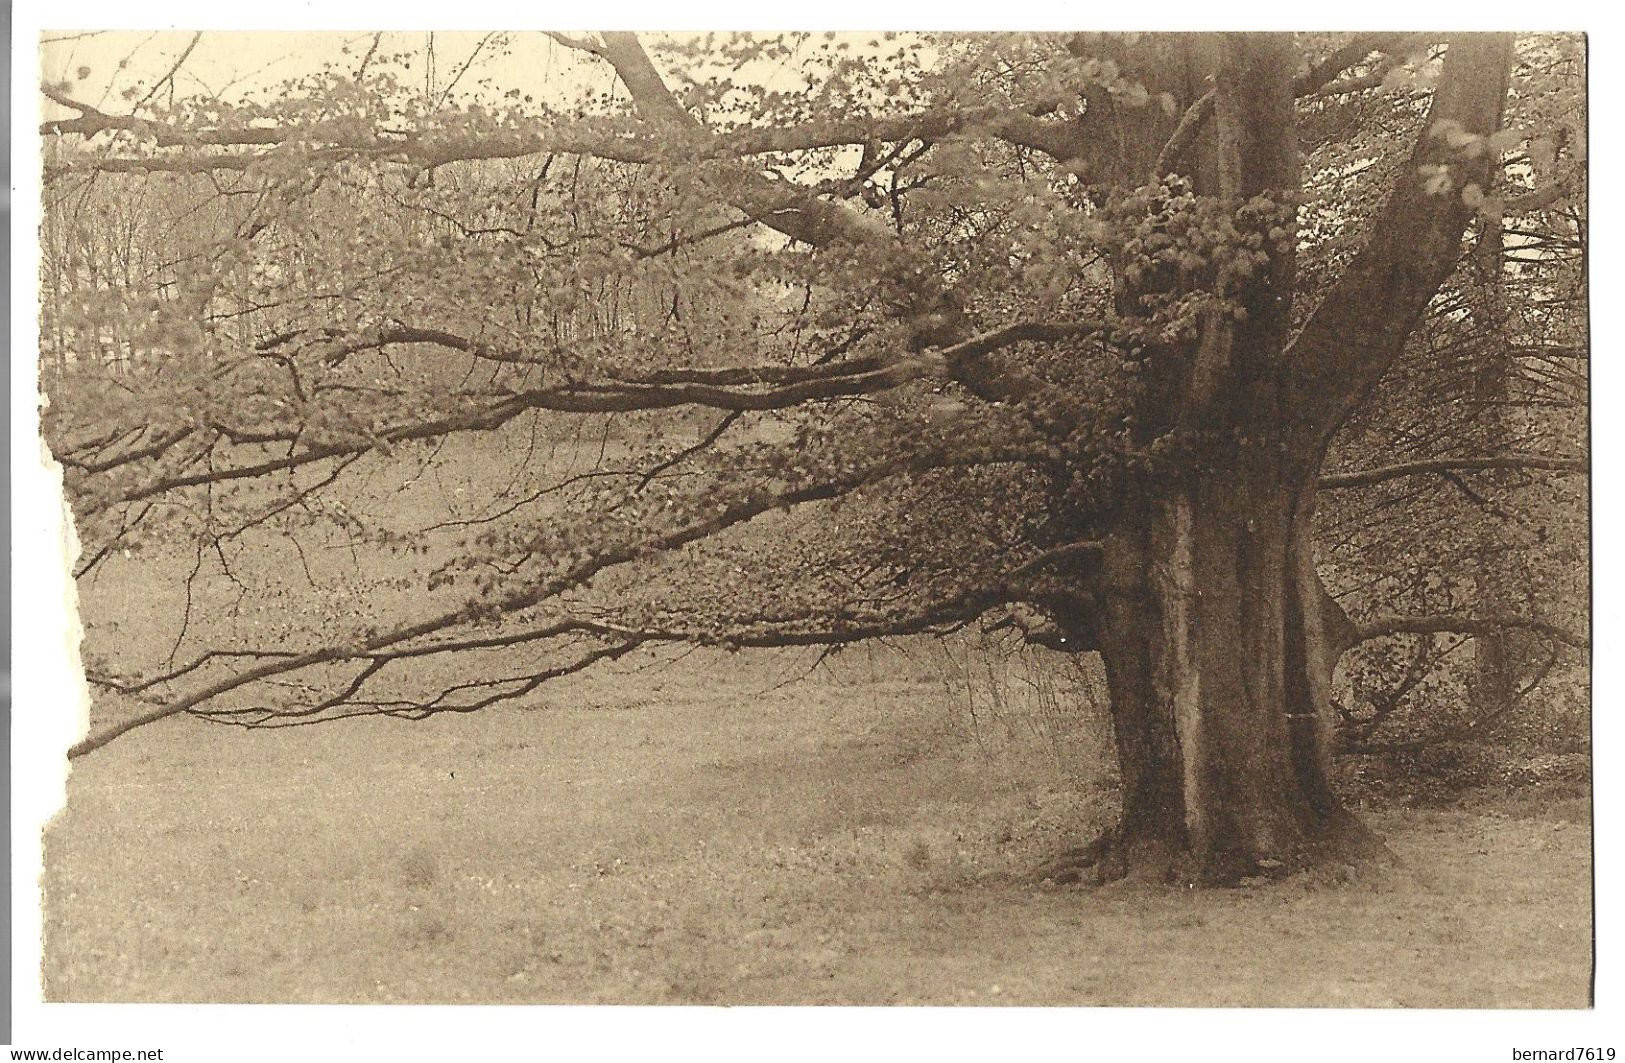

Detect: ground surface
[44,645,1592,1007]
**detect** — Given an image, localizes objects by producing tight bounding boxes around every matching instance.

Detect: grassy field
[44,641,1592,1007]
[43,435,1592,1007]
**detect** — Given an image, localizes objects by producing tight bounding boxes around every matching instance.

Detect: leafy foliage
[39,31,1585,766]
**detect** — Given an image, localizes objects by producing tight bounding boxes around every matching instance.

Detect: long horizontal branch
[76,319,1091,511]
[357,323,894,382]
[1317,453,1587,490]
[91,555,1042,712]
[1355,612,1587,650]
[184,589,1021,728]
[41,81,1082,175]
[67,442,1038,758]
[196,639,645,728]
[55,425,195,475]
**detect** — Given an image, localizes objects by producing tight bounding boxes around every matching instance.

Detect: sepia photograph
[12,14,1600,1050]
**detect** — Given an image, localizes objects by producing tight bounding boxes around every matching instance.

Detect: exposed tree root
[1036,813,1397,889]
[1033,828,1196,888]
[1033,830,1120,887]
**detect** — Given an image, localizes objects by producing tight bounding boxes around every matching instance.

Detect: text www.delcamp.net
[10,1050,163,1060]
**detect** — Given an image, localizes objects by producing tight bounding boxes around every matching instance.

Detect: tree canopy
[39,31,1587,883]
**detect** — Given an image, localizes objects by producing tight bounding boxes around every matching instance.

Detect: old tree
[40,32,1587,884]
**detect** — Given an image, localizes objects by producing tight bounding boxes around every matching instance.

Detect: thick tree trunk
[1036,33,1509,887]
[1058,461,1384,886]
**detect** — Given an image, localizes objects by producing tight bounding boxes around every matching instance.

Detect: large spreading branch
[584,31,1079,405]
[1318,453,1587,490]
[1353,613,1587,651]
[166,589,1034,729]
[41,74,1084,180]
[66,440,1051,758]
[64,319,1094,516]
[1153,33,1427,178]
[1284,34,1515,447]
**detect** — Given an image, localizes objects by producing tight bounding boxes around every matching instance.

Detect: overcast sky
[38,31,626,115]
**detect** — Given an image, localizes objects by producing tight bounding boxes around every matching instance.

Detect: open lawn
[44,645,1591,1007]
